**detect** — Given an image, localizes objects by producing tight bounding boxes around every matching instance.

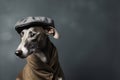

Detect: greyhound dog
[14,17,64,80]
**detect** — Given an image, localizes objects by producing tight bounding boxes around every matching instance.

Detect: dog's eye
[29,31,36,37]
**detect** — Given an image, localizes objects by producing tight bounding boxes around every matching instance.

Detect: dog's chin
[17,54,29,59]
[18,55,28,59]
[17,50,36,59]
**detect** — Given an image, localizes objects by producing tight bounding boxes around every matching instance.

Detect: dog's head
[15,26,59,58]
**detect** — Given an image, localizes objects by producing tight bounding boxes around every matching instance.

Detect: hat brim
[15,22,54,34]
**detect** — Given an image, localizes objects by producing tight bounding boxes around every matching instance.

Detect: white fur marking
[58,77,62,80]
[22,47,28,56]
[40,53,47,63]
[17,29,29,57]
[17,42,28,56]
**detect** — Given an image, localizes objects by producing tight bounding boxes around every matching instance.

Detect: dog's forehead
[21,28,33,33]
[29,27,44,32]
[28,27,35,31]
[21,27,44,34]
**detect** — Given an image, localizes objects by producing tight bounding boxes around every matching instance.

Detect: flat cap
[15,16,55,34]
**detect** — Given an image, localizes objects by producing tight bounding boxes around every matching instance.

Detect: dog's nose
[15,50,23,56]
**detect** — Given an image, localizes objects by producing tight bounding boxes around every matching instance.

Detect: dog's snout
[15,50,23,56]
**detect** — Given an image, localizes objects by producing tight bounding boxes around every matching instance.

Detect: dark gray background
[0,0,120,80]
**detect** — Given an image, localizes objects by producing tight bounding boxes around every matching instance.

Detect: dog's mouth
[18,55,27,58]
[17,52,33,59]
[15,48,36,59]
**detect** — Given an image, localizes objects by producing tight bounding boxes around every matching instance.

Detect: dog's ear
[45,26,60,39]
